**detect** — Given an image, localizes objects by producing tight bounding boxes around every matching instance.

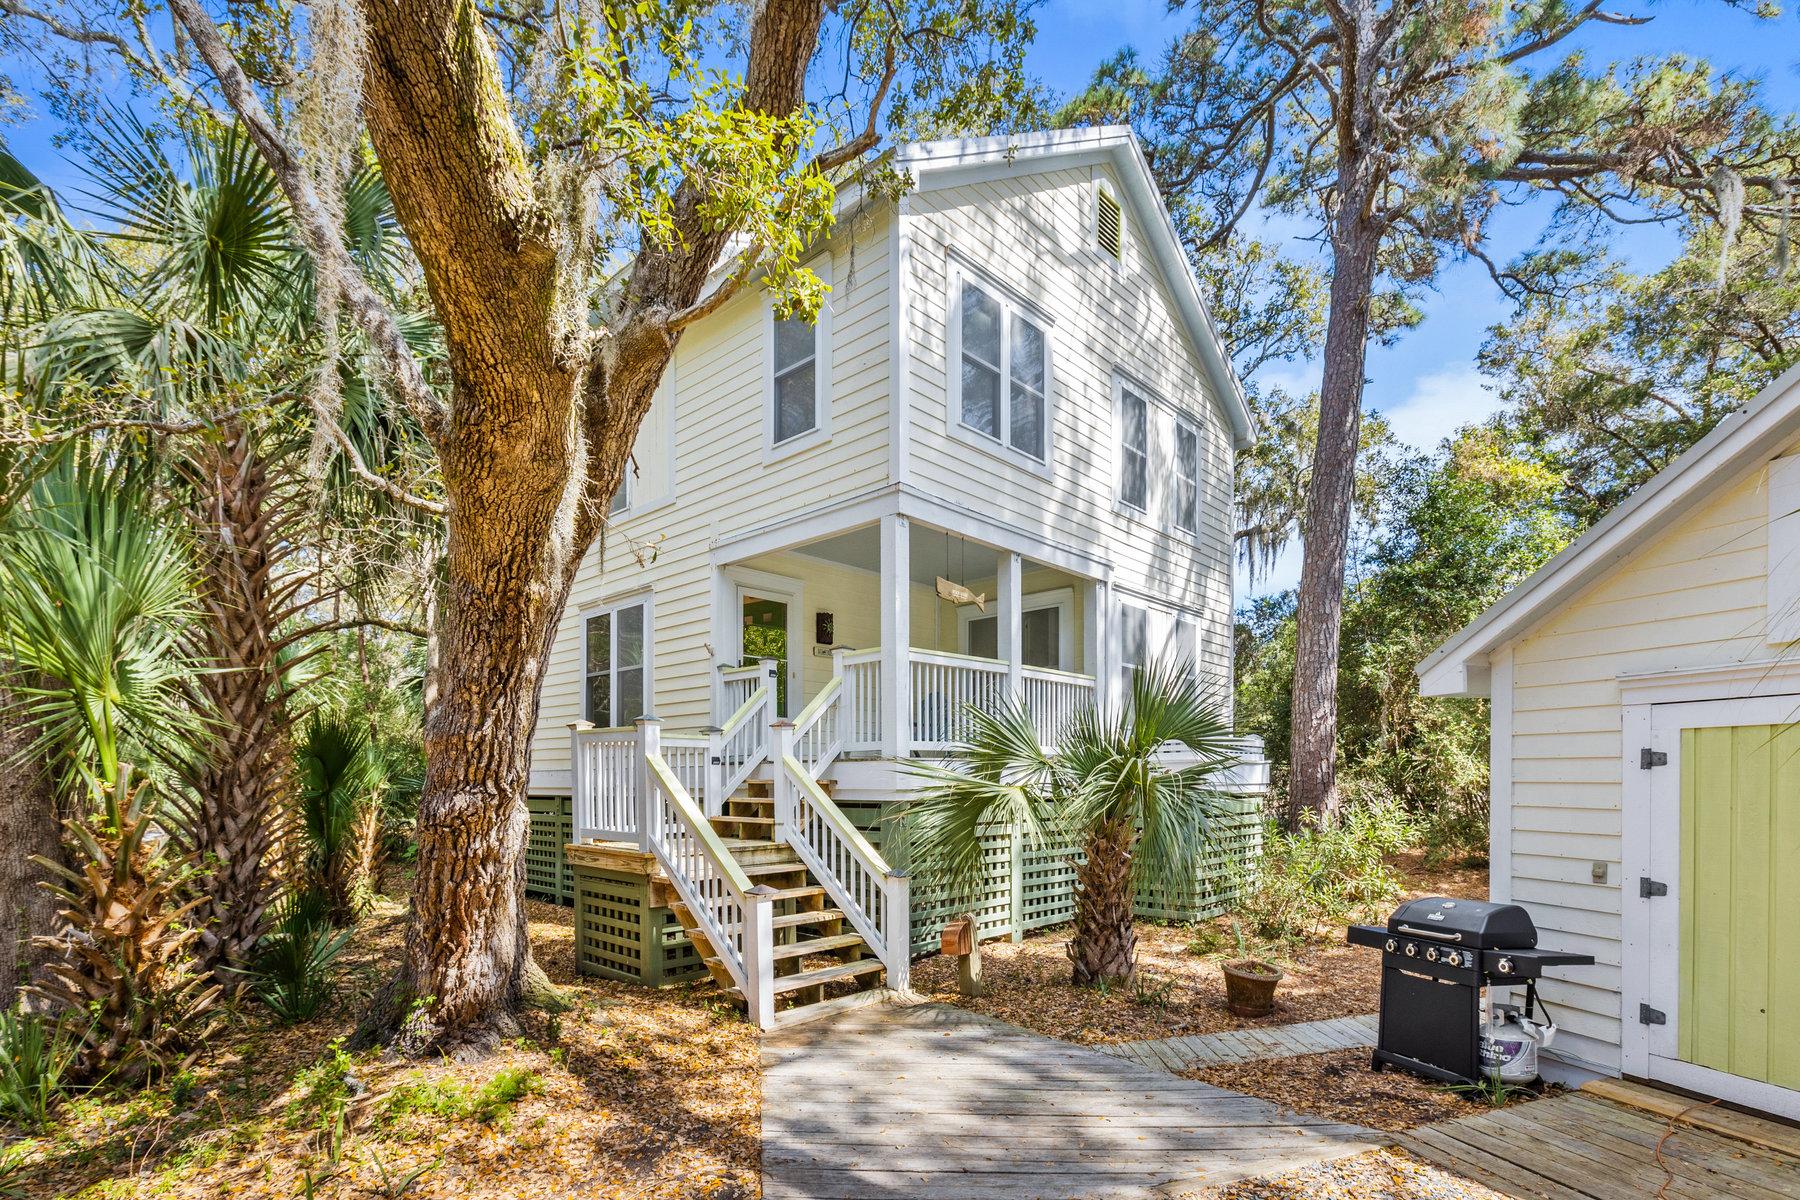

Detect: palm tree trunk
[0,670,66,1007]
[1068,817,1139,986]
[179,427,297,977]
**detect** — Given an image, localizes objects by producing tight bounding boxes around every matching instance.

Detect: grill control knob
[1497,957,1514,975]
[1425,946,1439,962]
[1444,951,1461,967]
[1404,942,1417,957]
[1385,938,1397,952]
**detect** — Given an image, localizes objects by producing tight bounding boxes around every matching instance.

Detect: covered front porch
[715,513,1105,757]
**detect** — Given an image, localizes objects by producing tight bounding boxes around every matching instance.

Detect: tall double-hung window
[1174,418,1200,534]
[771,314,819,444]
[1118,387,1149,512]
[585,598,649,727]
[952,269,1051,465]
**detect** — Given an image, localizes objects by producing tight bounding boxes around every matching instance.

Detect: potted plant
[1222,921,1283,1016]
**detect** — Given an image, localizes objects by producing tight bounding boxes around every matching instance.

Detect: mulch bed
[1184,1048,1541,1133]
[8,882,758,1200]
[911,850,1489,1046]
[1180,1147,1508,1199]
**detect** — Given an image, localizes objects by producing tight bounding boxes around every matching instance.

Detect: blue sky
[5,1,1797,601]
[1021,1,1800,600]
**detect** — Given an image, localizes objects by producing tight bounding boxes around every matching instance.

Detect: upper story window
[1174,419,1200,534]
[1119,602,1149,685]
[949,265,1052,470]
[585,597,649,727]
[1119,386,1149,512]
[610,460,632,515]
[772,314,819,444]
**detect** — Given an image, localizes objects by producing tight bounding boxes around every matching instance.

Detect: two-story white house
[523,127,1261,1028]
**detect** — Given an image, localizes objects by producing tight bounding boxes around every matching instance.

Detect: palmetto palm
[907,658,1243,986]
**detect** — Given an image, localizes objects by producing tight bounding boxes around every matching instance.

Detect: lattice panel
[525,795,575,905]
[573,866,706,986]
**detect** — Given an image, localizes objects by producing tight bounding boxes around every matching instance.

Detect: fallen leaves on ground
[1184,1048,1539,1133]
[8,884,758,1200]
[910,850,1488,1045]
[1179,1147,1509,1199]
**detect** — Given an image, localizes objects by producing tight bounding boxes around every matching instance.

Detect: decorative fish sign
[936,577,986,612]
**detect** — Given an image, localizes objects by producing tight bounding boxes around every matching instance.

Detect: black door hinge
[1640,748,1668,769]
[1640,1004,1667,1026]
[1639,877,1668,898]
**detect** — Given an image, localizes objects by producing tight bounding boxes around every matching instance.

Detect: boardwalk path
[760,1001,1378,1200]
[1095,1014,1378,1075]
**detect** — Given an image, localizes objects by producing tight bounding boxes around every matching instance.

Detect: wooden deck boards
[1397,1090,1800,1200]
[1096,1013,1378,1075]
[761,1002,1378,1199]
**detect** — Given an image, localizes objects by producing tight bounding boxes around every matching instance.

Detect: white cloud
[1373,366,1502,453]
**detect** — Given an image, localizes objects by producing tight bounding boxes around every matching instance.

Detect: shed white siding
[1500,452,1794,1071]
[901,163,1237,696]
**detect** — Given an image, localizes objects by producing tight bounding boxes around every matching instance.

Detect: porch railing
[839,649,883,753]
[909,648,1010,752]
[1021,664,1097,747]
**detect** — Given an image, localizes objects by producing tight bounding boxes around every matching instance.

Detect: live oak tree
[1071,0,1800,821]
[2,0,1032,1046]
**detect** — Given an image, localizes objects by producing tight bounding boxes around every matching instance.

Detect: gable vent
[1096,187,1122,260]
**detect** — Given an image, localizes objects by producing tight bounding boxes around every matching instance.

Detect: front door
[736,583,799,717]
[1642,694,1800,1119]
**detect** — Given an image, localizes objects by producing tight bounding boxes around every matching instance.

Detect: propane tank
[1480,1004,1556,1084]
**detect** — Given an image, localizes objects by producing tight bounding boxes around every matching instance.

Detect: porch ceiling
[793,523,1017,588]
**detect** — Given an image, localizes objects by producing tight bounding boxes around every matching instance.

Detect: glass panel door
[740,594,791,716]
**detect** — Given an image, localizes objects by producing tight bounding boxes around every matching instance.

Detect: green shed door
[1677,723,1800,1090]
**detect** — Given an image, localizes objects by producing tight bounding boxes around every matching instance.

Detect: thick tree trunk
[0,672,66,1007]
[1068,818,1139,986]
[179,428,295,978]
[1287,217,1381,826]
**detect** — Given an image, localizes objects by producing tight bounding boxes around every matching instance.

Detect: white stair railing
[636,719,777,1027]
[772,666,910,992]
[839,648,883,752]
[709,658,779,810]
[568,723,639,842]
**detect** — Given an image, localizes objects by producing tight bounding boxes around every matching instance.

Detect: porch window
[585,598,648,727]
[1174,418,1199,534]
[952,272,1051,465]
[1119,603,1148,684]
[964,605,1063,670]
[1119,388,1149,512]
[771,313,819,444]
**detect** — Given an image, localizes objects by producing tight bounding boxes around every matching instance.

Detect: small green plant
[248,895,352,1025]
[1448,1073,1533,1108]
[1183,925,1226,956]
[0,1008,80,1128]
[287,1040,362,1161]
[362,1151,438,1198]
[169,1068,201,1108]
[1130,976,1175,1008]
[0,1145,31,1198]
[382,1067,539,1128]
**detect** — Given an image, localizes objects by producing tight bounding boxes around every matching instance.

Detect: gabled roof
[1417,360,1800,698]
[894,127,1257,451]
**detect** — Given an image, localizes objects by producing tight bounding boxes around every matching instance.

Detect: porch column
[880,514,911,759]
[998,551,1022,699]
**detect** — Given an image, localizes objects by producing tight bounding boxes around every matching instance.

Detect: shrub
[248,897,352,1025]
[25,768,223,1087]
[1235,798,1420,942]
[382,1067,539,1127]
[287,1040,362,1161]
[0,1009,79,1128]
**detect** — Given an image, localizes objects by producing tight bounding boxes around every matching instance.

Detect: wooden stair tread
[765,885,827,902]
[771,908,843,929]
[741,858,805,877]
[771,933,866,961]
[772,957,885,994]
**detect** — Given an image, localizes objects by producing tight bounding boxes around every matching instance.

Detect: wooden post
[702,725,726,817]
[568,720,595,841]
[940,912,982,997]
[886,872,911,993]
[743,885,778,1029]
[759,655,781,720]
[879,514,911,760]
[771,719,796,842]
[1009,823,1025,943]
[634,716,661,853]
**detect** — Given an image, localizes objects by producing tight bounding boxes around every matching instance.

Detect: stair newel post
[634,716,661,853]
[743,884,779,1029]
[758,656,781,723]
[567,720,595,842]
[771,719,797,844]
[702,725,726,818]
[885,871,911,993]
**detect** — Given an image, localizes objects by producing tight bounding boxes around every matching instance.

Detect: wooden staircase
[670,779,888,1021]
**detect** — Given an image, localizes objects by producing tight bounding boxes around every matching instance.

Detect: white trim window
[1174,417,1200,534]
[610,462,631,515]
[763,258,831,461]
[959,588,1076,670]
[1118,385,1149,513]
[1119,602,1149,684]
[947,263,1053,470]
[584,596,650,727]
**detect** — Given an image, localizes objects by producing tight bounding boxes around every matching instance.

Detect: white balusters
[570,722,640,842]
[1020,665,1096,748]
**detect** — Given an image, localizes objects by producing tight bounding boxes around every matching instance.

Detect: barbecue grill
[1347,896,1594,1085]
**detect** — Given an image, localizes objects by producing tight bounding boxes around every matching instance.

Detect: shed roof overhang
[1416,360,1800,699]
